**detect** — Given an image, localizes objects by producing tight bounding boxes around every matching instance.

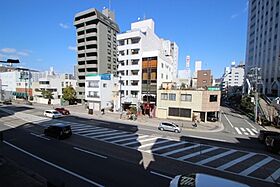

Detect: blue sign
[101,74,111,80]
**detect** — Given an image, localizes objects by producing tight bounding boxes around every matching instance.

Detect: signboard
[101,74,111,80]
[208,87,220,91]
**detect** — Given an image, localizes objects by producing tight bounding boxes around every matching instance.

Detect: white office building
[117,19,177,110]
[222,62,245,90]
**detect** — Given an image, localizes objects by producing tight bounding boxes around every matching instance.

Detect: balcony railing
[87,95,100,98]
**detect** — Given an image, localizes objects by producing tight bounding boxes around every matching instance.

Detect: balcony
[87,95,100,98]
[74,16,97,27]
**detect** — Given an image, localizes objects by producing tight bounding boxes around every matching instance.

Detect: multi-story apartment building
[222,62,245,91]
[245,0,280,96]
[74,8,119,103]
[197,70,212,88]
[117,19,177,113]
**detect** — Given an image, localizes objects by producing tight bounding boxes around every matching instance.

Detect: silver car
[158,122,181,133]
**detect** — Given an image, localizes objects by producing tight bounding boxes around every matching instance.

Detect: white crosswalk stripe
[235,127,242,135]
[197,149,237,165]
[122,137,158,146]
[111,135,149,143]
[239,157,273,176]
[137,139,170,149]
[217,153,257,170]
[102,133,138,141]
[74,128,108,134]
[83,129,115,136]
[234,127,258,136]
[178,147,219,161]
[252,129,259,134]
[246,128,255,136]
[266,168,280,182]
[147,141,185,153]
[161,144,200,157]
[91,131,128,139]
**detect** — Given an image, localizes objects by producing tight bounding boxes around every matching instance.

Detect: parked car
[44,123,72,139]
[258,130,280,143]
[265,135,280,153]
[55,107,70,115]
[2,100,12,105]
[207,115,218,122]
[169,173,249,187]
[44,110,63,118]
[158,122,181,133]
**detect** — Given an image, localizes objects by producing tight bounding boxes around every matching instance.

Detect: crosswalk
[234,127,259,136]
[39,121,280,184]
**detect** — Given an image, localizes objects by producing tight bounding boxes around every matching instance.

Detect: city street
[0,104,279,186]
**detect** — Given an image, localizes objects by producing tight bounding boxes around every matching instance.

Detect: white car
[44,110,63,119]
[169,173,249,187]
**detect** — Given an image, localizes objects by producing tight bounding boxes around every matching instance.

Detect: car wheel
[159,127,163,131]
[175,129,179,133]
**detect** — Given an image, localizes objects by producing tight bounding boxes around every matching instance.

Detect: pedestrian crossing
[234,127,259,136]
[39,121,280,184]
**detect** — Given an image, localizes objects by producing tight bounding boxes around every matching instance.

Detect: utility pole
[254,67,258,123]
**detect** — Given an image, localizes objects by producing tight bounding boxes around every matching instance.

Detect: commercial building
[85,73,118,112]
[197,70,212,88]
[117,19,177,114]
[222,62,245,91]
[74,8,119,103]
[156,83,221,122]
[245,0,280,96]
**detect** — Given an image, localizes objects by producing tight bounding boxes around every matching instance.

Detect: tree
[41,90,54,99]
[180,83,187,90]
[62,86,76,105]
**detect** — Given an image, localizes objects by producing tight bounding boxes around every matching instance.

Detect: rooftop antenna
[143,12,146,20]
[109,0,111,10]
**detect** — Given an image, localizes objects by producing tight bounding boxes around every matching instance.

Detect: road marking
[244,119,257,129]
[91,131,128,138]
[77,128,109,134]
[235,127,242,135]
[122,137,158,146]
[240,127,249,135]
[266,168,280,182]
[150,171,173,180]
[72,128,102,134]
[147,141,185,153]
[217,153,256,170]
[137,139,170,149]
[73,147,107,159]
[3,141,104,187]
[178,147,219,161]
[30,132,50,140]
[184,135,228,143]
[246,128,255,136]
[102,133,136,141]
[161,144,200,156]
[197,149,237,165]
[239,157,273,176]
[71,127,96,132]
[83,129,115,136]
[111,135,149,143]
[223,114,234,128]
[252,129,258,134]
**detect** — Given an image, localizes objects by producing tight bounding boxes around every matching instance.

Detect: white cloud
[1,48,16,53]
[243,1,249,13]
[68,46,77,52]
[59,23,69,29]
[37,58,43,62]
[17,51,29,56]
[231,13,239,19]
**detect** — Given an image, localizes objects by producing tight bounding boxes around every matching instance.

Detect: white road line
[197,150,237,165]
[147,141,185,153]
[30,133,50,140]
[91,131,127,138]
[240,127,249,135]
[239,157,273,176]
[86,130,117,137]
[217,153,256,170]
[185,135,228,143]
[150,171,173,180]
[73,147,107,159]
[246,128,255,136]
[3,141,104,187]
[102,133,136,141]
[77,128,108,134]
[111,135,149,143]
[82,129,113,136]
[266,168,280,182]
[223,114,234,128]
[71,127,94,131]
[137,139,170,149]
[122,137,158,146]
[178,147,219,161]
[161,144,200,157]
[252,129,259,134]
[235,127,242,135]
[73,128,102,134]
[244,119,257,129]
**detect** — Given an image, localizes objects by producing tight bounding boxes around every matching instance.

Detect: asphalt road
[0,105,279,186]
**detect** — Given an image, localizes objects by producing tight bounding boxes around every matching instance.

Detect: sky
[0,0,248,78]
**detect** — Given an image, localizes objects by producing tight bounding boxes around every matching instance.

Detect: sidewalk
[28,103,224,133]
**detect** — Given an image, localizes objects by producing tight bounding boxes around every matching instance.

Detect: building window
[161,93,168,100]
[181,94,192,102]
[209,95,218,102]
[88,81,99,88]
[103,83,107,88]
[169,93,176,101]
[168,107,191,118]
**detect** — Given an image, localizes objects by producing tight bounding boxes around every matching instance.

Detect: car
[55,107,70,115]
[44,123,72,139]
[265,135,280,153]
[158,122,181,133]
[2,100,12,105]
[258,130,280,143]
[44,110,63,118]
[169,173,249,187]
[207,115,218,122]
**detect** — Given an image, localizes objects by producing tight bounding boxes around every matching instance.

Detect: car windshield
[53,111,60,114]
